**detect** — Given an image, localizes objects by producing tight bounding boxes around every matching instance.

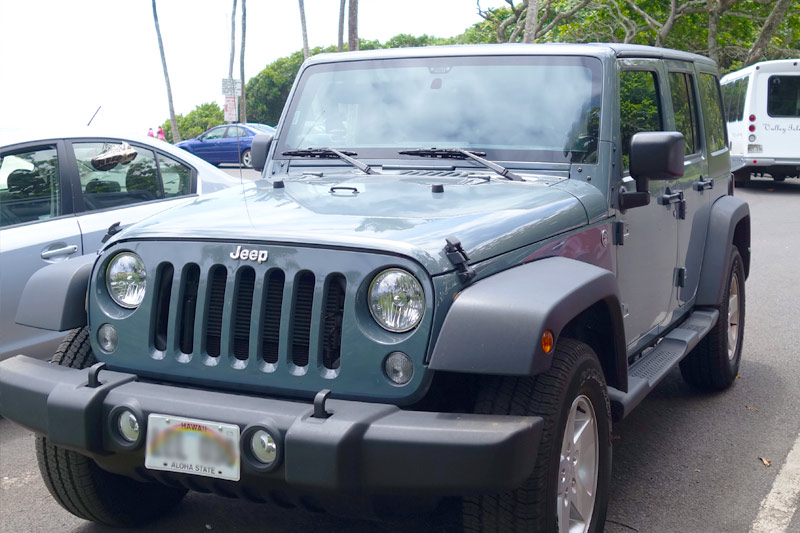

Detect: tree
[348,0,359,51]
[229,0,237,79]
[338,0,346,52]
[299,0,310,59]
[477,0,593,43]
[240,0,247,122]
[161,102,225,143]
[152,0,181,142]
[745,0,793,65]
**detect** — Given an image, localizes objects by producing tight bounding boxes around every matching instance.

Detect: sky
[0,0,506,137]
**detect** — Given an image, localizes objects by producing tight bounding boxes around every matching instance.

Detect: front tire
[463,339,611,533]
[680,246,746,390]
[241,148,252,168]
[35,327,187,526]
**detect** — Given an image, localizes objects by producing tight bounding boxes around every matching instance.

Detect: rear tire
[680,247,745,390]
[241,149,252,168]
[463,339,611,533]
[35,327,186,526]
[733,169,751,187]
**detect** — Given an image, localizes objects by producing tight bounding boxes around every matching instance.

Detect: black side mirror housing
[251,133,274,172]
[619,131,685,212]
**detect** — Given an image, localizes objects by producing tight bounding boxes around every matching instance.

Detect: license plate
[145,414,240,481]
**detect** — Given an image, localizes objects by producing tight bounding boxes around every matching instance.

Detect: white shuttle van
[721,59,800,183]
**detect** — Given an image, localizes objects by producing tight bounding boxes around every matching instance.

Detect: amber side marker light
[542,330,554,354]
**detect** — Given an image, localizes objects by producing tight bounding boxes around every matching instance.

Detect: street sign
[222,78,243,97]
[224,95,238,122]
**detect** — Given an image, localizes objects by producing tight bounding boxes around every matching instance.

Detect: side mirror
[619,131,684,212]
[251,133,274,172]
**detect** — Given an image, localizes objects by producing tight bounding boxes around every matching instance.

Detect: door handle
[693,177,714,191]
[41,245,78,259]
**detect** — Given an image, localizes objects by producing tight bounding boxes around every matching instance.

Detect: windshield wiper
[282,148,379,175]
[398,148,523,181]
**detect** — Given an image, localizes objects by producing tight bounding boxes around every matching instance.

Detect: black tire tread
[35,327,186,527]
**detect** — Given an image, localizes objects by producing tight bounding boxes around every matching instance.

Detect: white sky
[0,0,505,137]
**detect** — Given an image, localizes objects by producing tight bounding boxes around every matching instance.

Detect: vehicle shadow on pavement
[738,178,800,195]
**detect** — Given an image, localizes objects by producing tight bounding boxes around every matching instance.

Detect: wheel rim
[242,150,251,167]
[728,272,741,360]
[557,394,598,533]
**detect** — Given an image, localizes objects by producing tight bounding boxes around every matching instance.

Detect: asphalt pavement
[1,177,799,533]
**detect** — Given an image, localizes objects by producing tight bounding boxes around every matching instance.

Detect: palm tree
[239,0,247,122]
[152,0,180,142]
[229,0,237,80]
[299,0,309,60]
[338,0,346,52]
[348,0,358,51]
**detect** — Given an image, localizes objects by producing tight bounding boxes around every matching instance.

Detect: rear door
[0,141,82,360]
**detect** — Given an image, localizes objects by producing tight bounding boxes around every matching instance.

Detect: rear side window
[158,154,192,198]
[0,146,60,227]
[698,73,727,153]
[768,75,800,117]
[669,72,700,155]
[74,142,164,211]
[620,70,663,171]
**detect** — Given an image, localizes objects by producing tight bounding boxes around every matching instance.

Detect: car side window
[668,72,701,156]
[225,127,246,138]
[620,70,663,171]
[158,153,192,197]
[204,128,225,140]
[698,73,727,153]
[73,142,164,211]
[0,146,60,227]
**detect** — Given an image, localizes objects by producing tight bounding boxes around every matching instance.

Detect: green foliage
[161,102,224,143]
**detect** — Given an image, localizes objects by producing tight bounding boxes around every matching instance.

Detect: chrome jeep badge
[230,245,269,264]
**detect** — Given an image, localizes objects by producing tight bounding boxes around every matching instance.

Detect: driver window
[204,128,225,140]
[620,70,663,171]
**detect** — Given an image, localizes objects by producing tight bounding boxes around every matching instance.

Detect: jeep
[0,44,750,533]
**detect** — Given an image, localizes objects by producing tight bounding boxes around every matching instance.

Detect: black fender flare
[695,195,750,307]
[428,257,626,386]
[15,254,96,332]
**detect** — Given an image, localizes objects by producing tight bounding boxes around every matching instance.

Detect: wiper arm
[398,148,523,181]
[281,148,379,175]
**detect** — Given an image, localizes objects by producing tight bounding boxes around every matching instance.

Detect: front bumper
[0,355,542,496]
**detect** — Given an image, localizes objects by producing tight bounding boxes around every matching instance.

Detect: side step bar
[607,309,719,422]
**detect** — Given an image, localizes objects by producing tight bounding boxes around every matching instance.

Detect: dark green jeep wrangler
[0,44,750,532]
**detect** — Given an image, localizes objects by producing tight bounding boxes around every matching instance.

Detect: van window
[722,77,747,122]
[767,76,800,117]
[698,73,727,153]
[620,70,663,171]
[669,72,700,155]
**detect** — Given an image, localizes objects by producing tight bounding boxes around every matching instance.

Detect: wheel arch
[428,257,627,391]
[696,195,751,307]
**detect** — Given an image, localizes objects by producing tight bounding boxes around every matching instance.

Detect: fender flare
[15,254,96,331]
[428,257,626,385]
[695,196,750,307]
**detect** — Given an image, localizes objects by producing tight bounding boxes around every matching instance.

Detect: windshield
[276,55,602,164]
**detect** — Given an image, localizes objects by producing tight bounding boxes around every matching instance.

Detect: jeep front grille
[151,263,345,372]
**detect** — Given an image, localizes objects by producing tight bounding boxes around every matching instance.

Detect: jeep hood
[116,173,592,275]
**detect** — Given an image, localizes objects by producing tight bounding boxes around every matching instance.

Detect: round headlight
[368,268,424,332]
[106,252,147,309]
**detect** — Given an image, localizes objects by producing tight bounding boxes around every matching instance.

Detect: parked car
[0,44,749,533]
[0,130,242,361]
[721,58,800,184]
[176,123,275,168]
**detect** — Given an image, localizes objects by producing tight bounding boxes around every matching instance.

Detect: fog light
[98,324,118,353]
[250,430,277,465]
[117,409,140,442]
[384,352,414,385]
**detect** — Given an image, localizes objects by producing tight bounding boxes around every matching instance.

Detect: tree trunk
[229,0,237,80]
[522,0,540,43]
[152,0,181,142]
[745,0,791,66]
[348,0,358,51]
[707,0,719,64]
[240,0,247,123]
[338,0,346,52]
[299,0,310,59]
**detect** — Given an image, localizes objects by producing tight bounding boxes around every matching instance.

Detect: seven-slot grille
[151,262,345,372]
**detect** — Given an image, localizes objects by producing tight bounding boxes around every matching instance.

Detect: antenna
[87,106,102,126]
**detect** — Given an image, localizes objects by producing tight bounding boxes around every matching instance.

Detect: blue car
[176,123,275,168]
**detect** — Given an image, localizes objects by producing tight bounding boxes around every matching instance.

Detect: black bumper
[0,355,542,495]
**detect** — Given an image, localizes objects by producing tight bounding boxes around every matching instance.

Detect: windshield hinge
[445,237,476,283]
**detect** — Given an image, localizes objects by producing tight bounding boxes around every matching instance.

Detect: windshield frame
[273,54,604,165]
